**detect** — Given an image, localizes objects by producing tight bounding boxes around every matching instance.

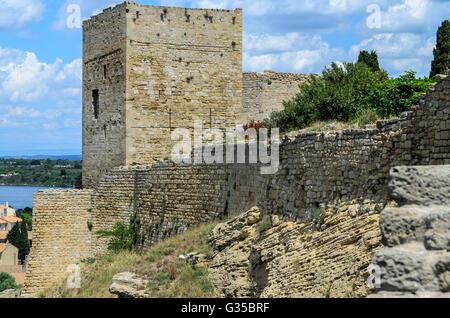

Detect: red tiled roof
[0,231,7,240]
[1,216,22,223]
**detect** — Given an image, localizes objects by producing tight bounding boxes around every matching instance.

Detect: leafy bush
[265,62,388,132]
[265,62,432,133]
[366,70,434,118]
[0,272,18,292]
[96,219,136,252]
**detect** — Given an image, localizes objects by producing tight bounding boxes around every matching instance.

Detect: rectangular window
[103,65,107,79]
[93,89,99,119]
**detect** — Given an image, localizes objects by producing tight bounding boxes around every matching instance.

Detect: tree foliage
[16,221,30,263]
[265,61,388,132]
[6,222,19,245]
[365,70,433,118]
[0,159,82,187]
[0,272,18,292]
[7,221,30,263]
[96,217,139,252]
[357,50,380,72]
[430,20,450,78]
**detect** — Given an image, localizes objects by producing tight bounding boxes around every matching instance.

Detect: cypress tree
[430,20,450,78]
[6,222,19,246]
[16,221,30,263]
[357,50,380,72]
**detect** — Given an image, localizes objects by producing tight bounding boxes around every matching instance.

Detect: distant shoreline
[0,184,74,188]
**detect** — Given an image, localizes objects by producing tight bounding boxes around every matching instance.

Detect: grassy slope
[43,218,225,298]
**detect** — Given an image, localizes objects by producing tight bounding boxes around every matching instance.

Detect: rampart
[23,74,450,297]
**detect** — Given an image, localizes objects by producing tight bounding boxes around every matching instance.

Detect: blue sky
[0,0,448,156]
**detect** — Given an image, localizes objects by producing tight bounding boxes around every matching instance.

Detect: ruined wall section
[22,190,94,297]
[82,4,128,188]
[124,4,243,165]
[370,165,450,298]
[242,71,313,122]
[258,74,450,221]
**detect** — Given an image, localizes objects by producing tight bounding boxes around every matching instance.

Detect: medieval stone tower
[82,2,243,188]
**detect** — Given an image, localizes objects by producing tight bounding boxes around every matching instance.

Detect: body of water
[0,186,70,209]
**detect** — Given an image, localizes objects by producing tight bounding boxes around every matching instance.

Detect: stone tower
[82,2,243,188]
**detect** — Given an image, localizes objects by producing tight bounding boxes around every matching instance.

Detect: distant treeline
[0,159,82,187]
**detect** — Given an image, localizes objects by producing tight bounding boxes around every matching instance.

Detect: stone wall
[22,190,94,297]
[242,71,313,122]
[369,165,450,298]
[257,74,450,222]
[24,74,450,297]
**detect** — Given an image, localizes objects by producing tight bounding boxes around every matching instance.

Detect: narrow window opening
[103,65,107,80]
[92,89,99,119]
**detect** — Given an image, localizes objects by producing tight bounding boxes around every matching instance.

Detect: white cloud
[0,47,81,104]
[349,33,436,76]
[244,33,346,73]
[0,0,45,30]
[357,0,450,36]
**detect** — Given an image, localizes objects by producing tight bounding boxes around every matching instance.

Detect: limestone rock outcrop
[109,272,150,298]
[369,165,450,298]
[206,205,383,298]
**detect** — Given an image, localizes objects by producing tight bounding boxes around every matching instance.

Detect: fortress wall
[124,3,243,166]
[257,74,450,220]
[90,162,261,250]
[82,3,128,189]
[24,75,449,297]
[242,71,313,122]
[22,190,94,297]
[89,71,449,248]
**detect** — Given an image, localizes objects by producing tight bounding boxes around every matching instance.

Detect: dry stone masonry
[369,166,450,298]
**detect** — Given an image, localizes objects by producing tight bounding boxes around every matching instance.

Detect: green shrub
[365,70,434,118]
[0,272,18,292]
[355,108,379,126]
[265,62,388,132]
[265,63,432,133]
[96,220,136,252]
